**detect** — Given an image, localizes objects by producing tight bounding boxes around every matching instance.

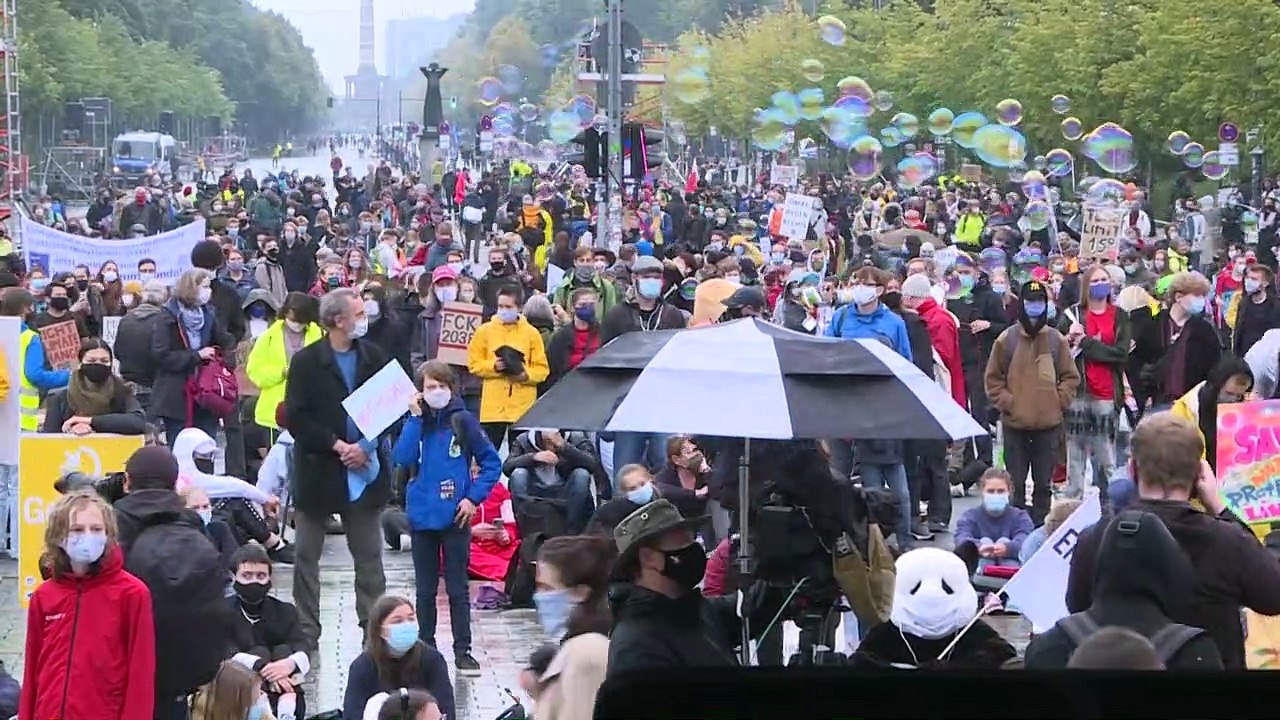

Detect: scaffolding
[36,146,105,201]
[0,0,22,237]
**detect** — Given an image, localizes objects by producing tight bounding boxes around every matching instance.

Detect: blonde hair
[1044,499,1082,536]
[192,661,262,720]
[44,491,118,577]
[173,268,213,306]
[1115,285,1153,313]
[178,484,209,504]
[1166,271,1210,300]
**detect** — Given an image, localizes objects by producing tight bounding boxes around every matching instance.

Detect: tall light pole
[420,63,448,182]
[600,0,624,247]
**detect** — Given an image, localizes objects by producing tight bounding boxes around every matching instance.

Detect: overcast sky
[250,0,476,90]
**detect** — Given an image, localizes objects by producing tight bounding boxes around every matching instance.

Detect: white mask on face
[350,317,369,339]
[363,299,380,319]
[197,286,212,305]
[889,548,978,643]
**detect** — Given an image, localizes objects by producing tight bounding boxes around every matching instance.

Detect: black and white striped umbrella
[516,318,986,440]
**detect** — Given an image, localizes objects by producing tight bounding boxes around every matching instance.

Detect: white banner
[21,217,207,285]
[1001,493,1102,632]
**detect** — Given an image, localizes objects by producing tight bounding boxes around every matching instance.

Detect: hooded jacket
[465,314,549,423]
[21,546,155,720]
[171,427,272,503]
[245,318,324,429]
[392,397,501,531]
[984,324,1080,431]
[606,584,738,678]
[115,302,164,386]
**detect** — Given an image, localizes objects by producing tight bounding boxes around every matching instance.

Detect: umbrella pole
[737,437,753,665]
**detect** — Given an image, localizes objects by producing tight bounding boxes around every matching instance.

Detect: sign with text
[1080,206,1123,261]
[959,163,982,182]
[769,164,799,188]
[1216,400,1280,527]
[101,316,121,349]
[779,193,822,240]
[437,301,483,366]
[19,433,143,606]
[22,216,205,284]
[341,360,417,442]
[39,321,80,369]
[1000,494,1102,632]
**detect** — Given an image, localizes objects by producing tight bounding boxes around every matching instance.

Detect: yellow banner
[19,434,143,607]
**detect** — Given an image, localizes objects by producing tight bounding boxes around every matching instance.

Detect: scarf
[67,371,121,417]
[179,303,206,348]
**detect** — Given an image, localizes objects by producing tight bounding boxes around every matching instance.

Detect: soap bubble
[836,76,874,102]
[1060,116,1083,141]
[496,65,524,94]
[927,108,955,136]
[567,95,596,126]
[972,124,1027,168]
[880,126,903,148]
[873,91,894,112]
[1085,178,1127,207]
[671,68,711,104]
[1081,122,1137,174]
[819,106,863,144]
[1023,200,1052,231]
[832,94,872,119]
[547,111,581,144]
[688,45,711,69]
[1007,160,1028,184]
[1045,148,1073,178]
[897,153,939,188]
[476,77,503,106]
[797,88,825,121]
[771,91,801,126]
[891,112,920,138]
[995,98,1023,126]
[801,59,825,82]
[798,137,818,156]
[1167,130,1191,155]
[1050,94,1070,115]
[849,135,883,181]
[1201,151,1229,181]
[518,103,539,123]
[1021,170,1048,200]
[1182,142,1205,168]
[952,112,988,149]
[818,15,847,46]
[751,107,789,151]
[1033,154,1047,171]
[592,113,609,133]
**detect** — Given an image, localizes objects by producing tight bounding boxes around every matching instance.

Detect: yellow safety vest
[18,329,39,431]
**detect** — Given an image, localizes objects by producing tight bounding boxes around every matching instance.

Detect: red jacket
[916,297,967,409]
[21,545,155,720]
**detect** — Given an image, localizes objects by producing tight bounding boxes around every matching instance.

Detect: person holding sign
[2,289,70,432]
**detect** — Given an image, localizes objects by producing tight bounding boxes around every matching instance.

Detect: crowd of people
[2,143,1280,720]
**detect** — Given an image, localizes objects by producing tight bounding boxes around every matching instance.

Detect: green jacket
[248,195,283,232]
[551,272,619,319]
[1056,301,1132,414]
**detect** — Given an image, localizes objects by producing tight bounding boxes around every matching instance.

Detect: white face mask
[197,286,212,305]
[102,271,118,283]
[363,299,380,319]
[435,286,458,303]
[121,294,135,306]
[889,548,978,642]
[350,317,369,339]
[285,319,305,333]
[249,318,269,338]
[423,387,452,409]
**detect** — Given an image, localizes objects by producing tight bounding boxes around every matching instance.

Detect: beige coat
[535,633,609,720]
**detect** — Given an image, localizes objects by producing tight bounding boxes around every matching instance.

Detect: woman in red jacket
[21,490,156,720]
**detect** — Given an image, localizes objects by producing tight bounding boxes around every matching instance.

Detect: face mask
[350,317,369,338]
[349,259,364,270]
[193,455,216,474]
[423,387,452,410]
[958,275,975,291]
[497,308,519,324]
[659,543,707,590]
[1247,279,1264,295]
[435,286,459,303]
[80,363,111,385]
[836,288,855,305]
[1088,282,1111,301]
[233,579,271,606]
[1154,260,1166,270]
[990,283,1007,295]
[227,227,240,238]
[1023,301,1047,318]
[62,532,107,565]
[724,274,741,284]
[197,287,212,305]
[1182,295,1206,315]
[983,492,1009,513]
[360,222,373,232]
[490,260,506,272]
[850,285,878,306]
[363,299,380,319]
[1123,264,1138,275]
[448,261,465,275]
[50,297,70,312]
[637,278,663,299]
[122,293,136,306]
[102,271,118,283]
[534,588,576,639]
[385,620,419,656]
[197,509,212,526]
[246,700,267,720]
[574,266,595,283]
[30,278,48,291]
[1050,264,1065,274]
[626,482,655,505]
[76,279,89,291]
[733,245,746,256]
[575,305,596,323]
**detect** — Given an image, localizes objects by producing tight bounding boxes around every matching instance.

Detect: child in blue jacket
[392,360,501,673]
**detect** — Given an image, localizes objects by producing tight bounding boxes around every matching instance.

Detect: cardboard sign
[1080,206,1123,261]
[959,163,982,182]
[341,360,417,442]
[1000,494,1103,632]
[769,164,799,188]
[39,321,80,369]
[19,433,143,606]
[437,301,484,366]
[779,193,821,240]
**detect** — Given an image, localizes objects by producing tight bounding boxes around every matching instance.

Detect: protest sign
[437,301,484,366]
[341,360,417,442]
[40,321,80,369]
[0,318,17,464]
[779,193,821,240]
[959,164,982,182]
[19,433,142,606]
[1216,400,1280,528]
[21,216,206,284]
[1246,611,1280,669]
[1000,493,1102,632]
[1080,206,1123,261]
[101,316,121,349]
[769,164,799,188]
[545,264,566,296]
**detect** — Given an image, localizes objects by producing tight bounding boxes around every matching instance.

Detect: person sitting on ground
[953,467,1034,575]
[586,464,660,536]
[1018,498,1082,564]
[468,472,518,583]
[190,661,274,720]
[853,547,1015,669]
[225,544,310,720]
[367,689,443,720]
[653,435,713,522]
[41,338,147,435]
[343,595,455,720]
[1025,508,1222,670]
[503,428,603,536]
[179,484,237,572]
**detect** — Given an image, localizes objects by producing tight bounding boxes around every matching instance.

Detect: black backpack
[1055,612,1205,665]
[125,514,228,697]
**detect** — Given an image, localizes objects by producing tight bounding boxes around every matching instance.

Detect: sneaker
[455,652,481,676]
[950,483,966,498]
[268,542,296,565]
[927,520,950,534]
[909,521,934,541]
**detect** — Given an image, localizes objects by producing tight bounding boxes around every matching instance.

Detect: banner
[1000,493,1102,632]
[437,301,483,366]
[19,433,143,606]
[1216,400,1280,527]
[0,318,17,465]
[40,320,80,369]
[21,216,207,284]
[341,360,416,442]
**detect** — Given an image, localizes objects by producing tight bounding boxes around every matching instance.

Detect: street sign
[1219,142,1240,166]
[1219,122,1239,143]
[479,130,493,153]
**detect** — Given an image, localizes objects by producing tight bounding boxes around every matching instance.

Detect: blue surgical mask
[990,283,1008,295]
[246,704,264,720]
[1023,301,1047,318]
[1184,296,1206,315]
[626,483,655,505]
[959,275,975,291]
[983,492,1009,514]
[574,305,596,323]
[1088,282,1111,301]
[1246,279,1264,295]
[637,278,663,299]
[534,588,576,638]
[385,620,420,656]
[62,532,107,565]
[497,308,519,324]
[198,510,212,526]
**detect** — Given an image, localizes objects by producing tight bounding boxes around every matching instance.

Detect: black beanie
[124,446,179,490]
[190,240,225,271]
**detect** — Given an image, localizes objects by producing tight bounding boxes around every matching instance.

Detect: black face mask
[881,291,902,311]
[76,279,89,291]
[266,248,280,260]
[660,543,707,591]
[194,457,216,474]
[50,297,70,312]
[234,580,271,606]
[490,261,507,273]
[80,363,111,384]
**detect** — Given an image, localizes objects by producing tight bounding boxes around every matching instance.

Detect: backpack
[1001,325,1064,371]
[125,515,227,696]
[1056,612,1205,665]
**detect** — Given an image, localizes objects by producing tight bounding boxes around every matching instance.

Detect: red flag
[684,159,700,194]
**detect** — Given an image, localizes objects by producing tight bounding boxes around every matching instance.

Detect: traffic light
[624,124,664,180]
[571,128,606,178]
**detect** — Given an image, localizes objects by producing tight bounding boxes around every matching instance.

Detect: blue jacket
[21,322,70,391]
[955,505,1035,560]
[392,398,501,531]
[825,303,914,363]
